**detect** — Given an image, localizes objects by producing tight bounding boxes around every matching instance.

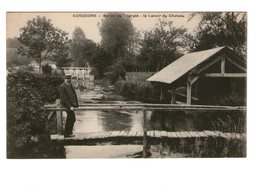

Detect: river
[64,79,245,158]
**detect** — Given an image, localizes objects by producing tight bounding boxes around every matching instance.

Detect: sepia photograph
[6,12,247,159]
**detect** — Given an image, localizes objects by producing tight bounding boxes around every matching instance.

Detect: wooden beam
[186,78,192,105]
[191,76,199,85]
[143,109,148,158]
[221,57,225,74]
[226,57,247,72]
[55,99,63,135]
[204,73,247,77]
[47,111,55,121]
[170,85,176,104]
[196,55,224,73]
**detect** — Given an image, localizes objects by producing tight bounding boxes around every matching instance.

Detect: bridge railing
[44,99,246,157]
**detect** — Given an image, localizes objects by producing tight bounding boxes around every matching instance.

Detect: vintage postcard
[6,12,246,159]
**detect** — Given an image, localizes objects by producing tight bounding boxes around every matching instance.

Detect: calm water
[71,82,195,133]
[64,80,245,158]
[68,81,245,134]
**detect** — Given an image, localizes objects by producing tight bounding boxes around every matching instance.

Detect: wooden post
[221,56,225,74]
[187,76,192,105]
[143,109,148,158]
[56,99,63,135]
[160,85,164,102]
[171,85,176,104]
[45,115,49,133]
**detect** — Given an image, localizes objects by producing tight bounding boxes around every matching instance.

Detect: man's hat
[65,74,72,79]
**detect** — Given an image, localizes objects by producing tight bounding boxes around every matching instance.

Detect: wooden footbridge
[45,101,246,157]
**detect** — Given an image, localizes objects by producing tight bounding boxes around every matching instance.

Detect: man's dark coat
[59,82,79,109]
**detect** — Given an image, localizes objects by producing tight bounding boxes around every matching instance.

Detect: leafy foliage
[18,16,69,72]
[7,71,64,158]
[185,13,247,59]
[6,38,21,48]
[100,13,137,59]
[42,63,52,75]
[52,43,72,68]
[138,20,186,71]
[91,45,113,79]
[7,47,32,68]
[70,27,97,67]
[115,80,160,103]
[98,13,140,82]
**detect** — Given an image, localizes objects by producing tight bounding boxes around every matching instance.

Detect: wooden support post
[160,85,164,102]
[171,85,176,104]
[143,109,148,158]
[187,77,192,105]
[56,99,63,135]
[45,115,50,133]
[221,56,225,74]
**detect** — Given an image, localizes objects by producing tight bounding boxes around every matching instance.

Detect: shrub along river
[63,80,246,158]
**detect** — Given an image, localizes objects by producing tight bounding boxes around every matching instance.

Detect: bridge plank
[109,131,117,137]
[96,132,104,138]
[104,131,112,138]
[119,131,125,137]
[104,131,111,138]
[128,131,137,137]
[122,131,129,137]
[136,131,144,137]
[51,130,245,142]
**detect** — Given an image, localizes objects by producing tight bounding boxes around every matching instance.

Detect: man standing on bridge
[59,74,79,138]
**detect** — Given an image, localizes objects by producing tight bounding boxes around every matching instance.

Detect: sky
[6,12,200,43]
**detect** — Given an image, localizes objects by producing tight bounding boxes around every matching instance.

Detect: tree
[99,13,137,59]
[7,48,32,68]
[6,38,21,48]
[52,42,71,68]
[18,16,69,72]
[91,45,113,79]
[70,27,97,67]
[185,12,247,59]
[138,20,186,71]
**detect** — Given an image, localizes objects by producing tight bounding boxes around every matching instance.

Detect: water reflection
[68,81,245,134]
[148,111,198,131]
[71,109,245,134]
[73,110,144,133]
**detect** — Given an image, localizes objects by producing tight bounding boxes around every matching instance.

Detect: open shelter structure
[147,46,246,105]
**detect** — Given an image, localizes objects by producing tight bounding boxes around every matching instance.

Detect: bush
[115,80,160,103]
[42,63,53,75]
[106,63,126,84]
[7,71,64,158]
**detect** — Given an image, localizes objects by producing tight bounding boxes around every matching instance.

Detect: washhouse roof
[147,46,228,84]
